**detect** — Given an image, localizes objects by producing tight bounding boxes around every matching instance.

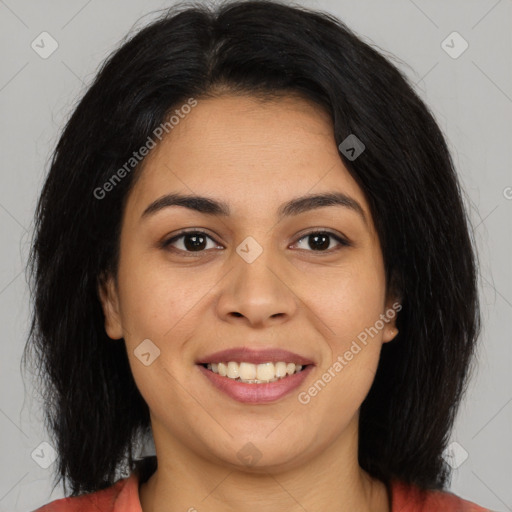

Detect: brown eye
[294,231,350,252]
[161,231,223,253]
[161,229,350,255]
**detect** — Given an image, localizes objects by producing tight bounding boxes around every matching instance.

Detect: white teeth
[227,361,239,379]
[218,362,227,377]
[275,361,287,378]
[204,361,305,383]
[256,362,274,381]
[239,362,256,380]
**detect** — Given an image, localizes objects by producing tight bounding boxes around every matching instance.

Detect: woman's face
[99,93,399,472]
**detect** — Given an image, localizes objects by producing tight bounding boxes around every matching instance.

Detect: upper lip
[196,347,315,366]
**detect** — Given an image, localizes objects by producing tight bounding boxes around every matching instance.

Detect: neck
[139,418,391,512]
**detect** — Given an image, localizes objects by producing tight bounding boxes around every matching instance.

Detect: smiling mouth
[200,361,310,384]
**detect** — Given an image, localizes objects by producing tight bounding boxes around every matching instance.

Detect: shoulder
[390,479,492,511]
[31,472,141,512]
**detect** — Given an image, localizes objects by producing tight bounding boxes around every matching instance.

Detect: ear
[97,271,124,340]
[381,270,402,343]
[382,292,401,343]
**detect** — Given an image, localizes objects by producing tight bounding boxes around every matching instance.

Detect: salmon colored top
[32,471,492,512]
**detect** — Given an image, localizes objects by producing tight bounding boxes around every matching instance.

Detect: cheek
[297,271,386,433]
[116,251,216,342]
[293,254,387,405]
[294,256,387,345]
[115,256,221,404]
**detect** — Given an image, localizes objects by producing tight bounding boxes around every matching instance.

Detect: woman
[25,0,490,510]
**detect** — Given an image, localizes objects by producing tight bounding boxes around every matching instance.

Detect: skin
[98,93,400,512]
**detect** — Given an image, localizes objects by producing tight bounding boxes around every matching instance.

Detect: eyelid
[160,229,222,252]
[161,228,351,254]
[292,229,351,251]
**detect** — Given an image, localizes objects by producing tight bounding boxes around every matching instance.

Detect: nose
[216,246,298,329]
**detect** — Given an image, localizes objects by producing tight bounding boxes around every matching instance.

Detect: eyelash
[160,229,351,255]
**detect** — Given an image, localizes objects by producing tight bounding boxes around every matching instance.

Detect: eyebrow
[140,191,368,226]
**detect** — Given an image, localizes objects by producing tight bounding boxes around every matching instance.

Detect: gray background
[0,0,510,511]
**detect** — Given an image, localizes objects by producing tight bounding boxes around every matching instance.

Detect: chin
[202,433,311,473]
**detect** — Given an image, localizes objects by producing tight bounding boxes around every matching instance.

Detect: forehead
[125,94,372,225]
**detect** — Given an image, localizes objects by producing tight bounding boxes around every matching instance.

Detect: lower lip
[197,364,314,404]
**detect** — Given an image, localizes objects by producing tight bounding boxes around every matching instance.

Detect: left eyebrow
[141,193,230,219]
[140,191,368,227]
